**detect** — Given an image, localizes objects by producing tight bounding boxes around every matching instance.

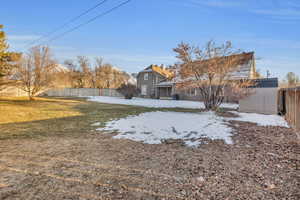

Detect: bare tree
[173,40,254,110]
[63,59,77,88]
[77,56,93,88]
[94,63,129,89]
[16,46,56,100]
[63,56,131,89]
[286,72,299,87]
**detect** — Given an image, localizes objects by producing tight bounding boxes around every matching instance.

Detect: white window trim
[144,73,148,80]
[187,88,197,96]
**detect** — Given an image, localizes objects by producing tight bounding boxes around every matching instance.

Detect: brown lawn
[0,97,299,199]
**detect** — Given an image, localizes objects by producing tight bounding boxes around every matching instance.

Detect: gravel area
[0,120,299,199]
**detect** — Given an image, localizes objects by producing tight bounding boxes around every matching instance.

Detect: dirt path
[0,122,299,199]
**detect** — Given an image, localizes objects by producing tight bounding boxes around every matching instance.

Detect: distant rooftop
[140,64,173,78]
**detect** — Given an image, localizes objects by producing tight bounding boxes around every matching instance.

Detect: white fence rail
[44,88,123,97]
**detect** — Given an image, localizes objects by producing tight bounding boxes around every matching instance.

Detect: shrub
[117,83,139,99]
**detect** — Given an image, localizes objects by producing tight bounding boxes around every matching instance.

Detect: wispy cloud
[234,37,300,50]
[248,0,300,21]
[99,53,175,72]
[7,35,41,41]
[54,50,174,64]
[175,0,243,8]
[257,57,300,79]
[286,0,300,8]
[194,0,242,7]
[101,54,175,63]
[173,0,300,22]
[51,46,175,72]
[252,8,300,20]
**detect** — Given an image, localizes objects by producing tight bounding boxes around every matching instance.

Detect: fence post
[295,88,298,131]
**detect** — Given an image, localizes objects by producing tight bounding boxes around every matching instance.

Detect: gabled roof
[196,52,254,65]
[157,52,256,86]
[139,65,173,78]
[228,52,255,79]
[193,52,255,79]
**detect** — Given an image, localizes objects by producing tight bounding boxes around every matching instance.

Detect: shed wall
[239,88,278,114]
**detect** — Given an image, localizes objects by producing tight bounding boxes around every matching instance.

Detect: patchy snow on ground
[97,111,233,147]
[229,111,289,127]
[91,122,102,126]
[88,96,238,109]
[96,110,290,147]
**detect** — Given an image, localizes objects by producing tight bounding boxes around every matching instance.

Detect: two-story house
[136,65,173,98]
[157,52,257,102]
[137,52,257,102]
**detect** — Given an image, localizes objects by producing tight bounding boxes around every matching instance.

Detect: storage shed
[239,78,279,115]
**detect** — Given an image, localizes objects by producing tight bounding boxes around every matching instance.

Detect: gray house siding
[137,71,165,98]
[174,87,239,103]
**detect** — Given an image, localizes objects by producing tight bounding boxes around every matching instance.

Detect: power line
[40,0,131,45]
[25,0,109,48]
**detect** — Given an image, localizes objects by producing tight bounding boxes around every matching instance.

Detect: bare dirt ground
[0,121,299,200]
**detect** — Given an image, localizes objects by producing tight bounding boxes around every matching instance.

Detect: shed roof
[251,78,278,88]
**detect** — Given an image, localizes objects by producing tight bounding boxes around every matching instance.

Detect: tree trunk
[28,92,35,101]
[204,97,219,111]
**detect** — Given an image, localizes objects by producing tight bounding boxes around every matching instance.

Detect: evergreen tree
[0,24,21,90]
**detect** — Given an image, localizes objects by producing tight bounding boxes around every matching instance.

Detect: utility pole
[267,70,271,79]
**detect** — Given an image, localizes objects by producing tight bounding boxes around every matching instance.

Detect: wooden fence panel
[282,88,300,132]
[296,90,300,131]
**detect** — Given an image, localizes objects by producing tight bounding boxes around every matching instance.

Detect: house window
[191,88,197,96]
[144,73,148,80]
[187,88,197,96]
[141,85,147,95]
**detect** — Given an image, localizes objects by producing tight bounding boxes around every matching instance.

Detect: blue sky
[2,0,300,79]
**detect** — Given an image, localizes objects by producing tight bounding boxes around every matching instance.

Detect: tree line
[63,56,132,89]
[281,72,300,87]
[0,25,134,100]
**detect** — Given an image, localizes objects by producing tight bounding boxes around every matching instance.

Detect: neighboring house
[137,64,173,98]
[137,52,257,102]
[0,64,70,97]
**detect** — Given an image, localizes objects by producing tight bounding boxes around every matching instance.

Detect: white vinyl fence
[44,88,123,97]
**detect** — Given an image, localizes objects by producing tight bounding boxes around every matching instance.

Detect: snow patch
[228,112,289,127]
[97,111,233,147]
[88,96,238,110]
[91,122,101,126]
[97,111,289,147]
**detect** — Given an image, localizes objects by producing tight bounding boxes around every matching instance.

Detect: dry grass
[0,97,204,140]
[0,97,83,125]
[0,97,157,140]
